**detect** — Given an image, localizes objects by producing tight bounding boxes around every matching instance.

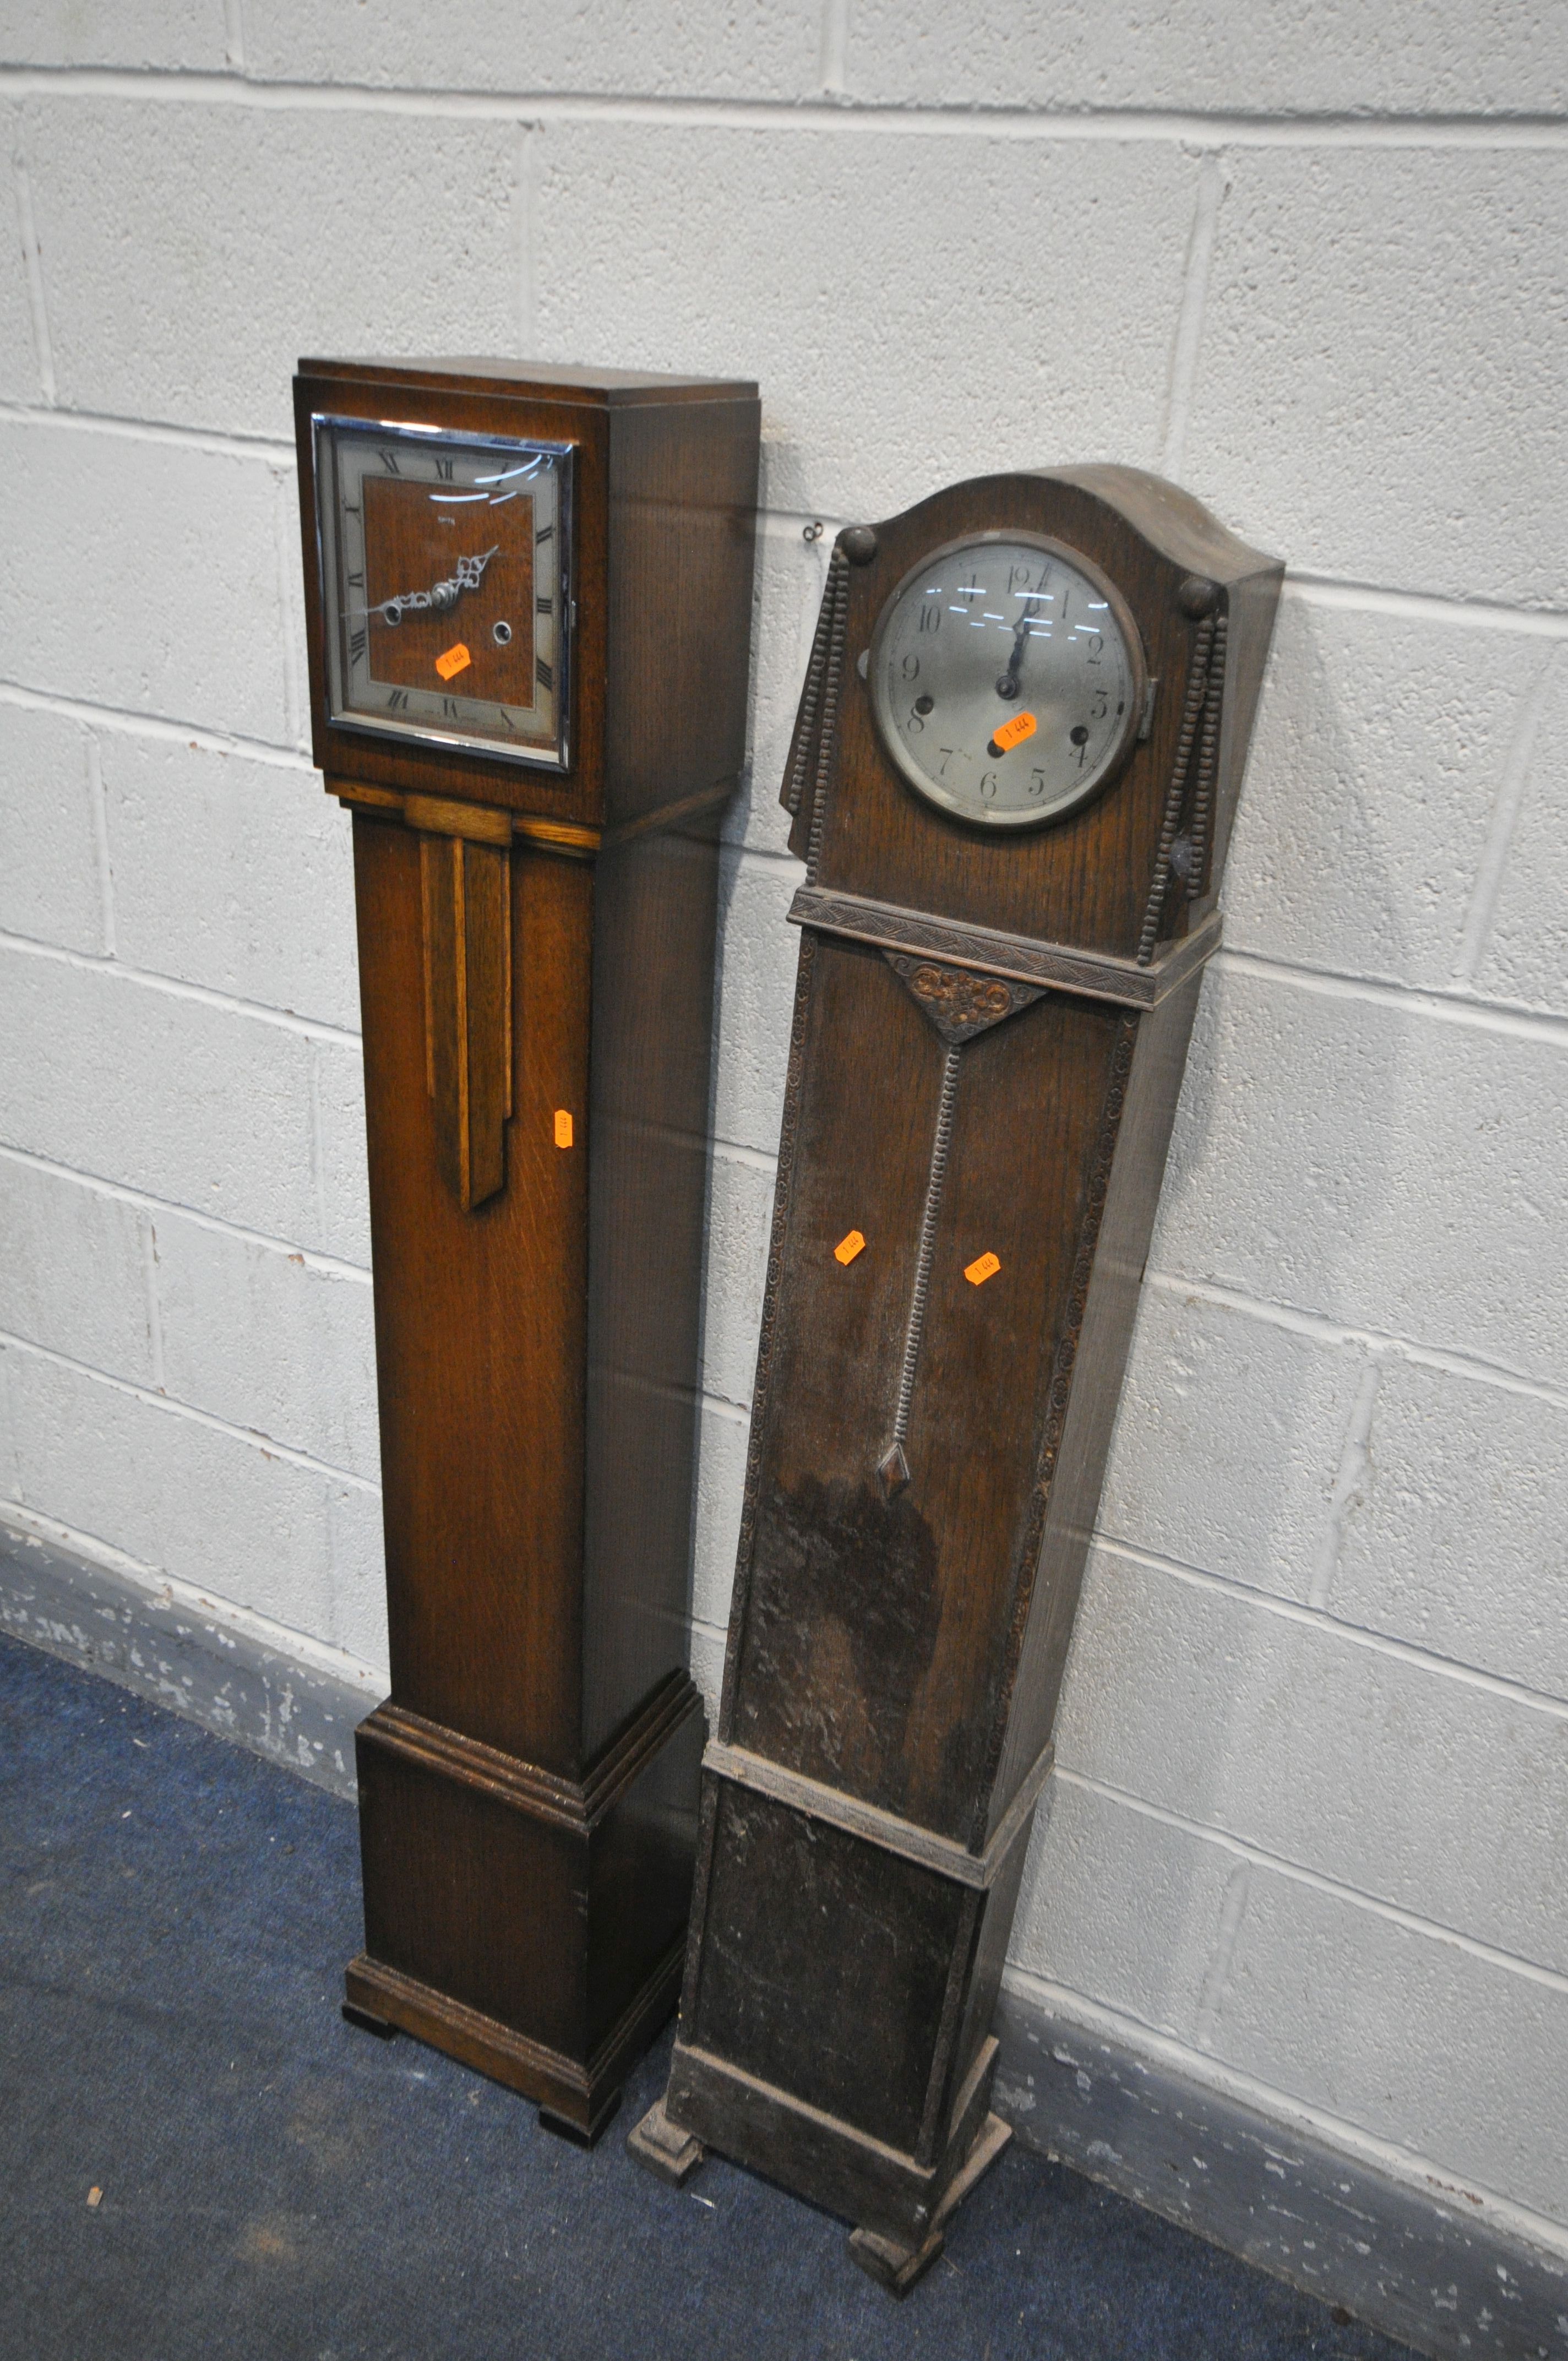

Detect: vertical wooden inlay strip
[452,840,472,1207]
[420,835,437,1100]
[878,1041,963,1495]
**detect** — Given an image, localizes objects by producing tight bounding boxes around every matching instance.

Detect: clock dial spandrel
[314,416,570,770]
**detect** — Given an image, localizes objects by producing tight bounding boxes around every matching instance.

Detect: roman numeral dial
[314,415,573,770]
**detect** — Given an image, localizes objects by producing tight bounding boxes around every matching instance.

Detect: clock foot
[340,1999,399,2040]
[847,2222,946,2297]
[848,2112,1013,2298]
[627,2096,709,2188]
[538,2087,622,2149]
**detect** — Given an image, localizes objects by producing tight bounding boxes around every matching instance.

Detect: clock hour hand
[356,545,500,627]
[995,607,1034,703]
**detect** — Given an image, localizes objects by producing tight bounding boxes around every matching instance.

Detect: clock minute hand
[358,545,500,625]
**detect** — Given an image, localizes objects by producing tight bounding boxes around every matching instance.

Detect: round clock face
[314,416,571,770]
[869,532,1145,829]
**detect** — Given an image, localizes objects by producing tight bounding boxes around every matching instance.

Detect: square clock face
[313,415,573,770]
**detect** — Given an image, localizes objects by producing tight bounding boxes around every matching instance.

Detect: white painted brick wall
[1226,592,1548,992]
[3,6,1565,2248]
[1097,1285,1362,1601]
[1332,1358,1568,1698]
[0,703,105,953]
[0,102,42,403]
[0,1154,157,1383]
[535,124,1202,519]
[1189,148,1568,607]
[154,1218,379,1480]
[1010,1778,1240,2044]
[23,97,522,442]
[841,2,1568,115]
[241,4,824,98]
[0,1341,386,1663]
[0,421,295,742]
[1472,646,1568,1015]
[1157,971,1568,1389]
[1216,1868,1568,2224]
[102,735,360,1030]
[1058,1548,1568,1974]
[3,7,230,72]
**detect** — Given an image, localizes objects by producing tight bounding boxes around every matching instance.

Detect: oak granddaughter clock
[293,357,760,2140]
[630,467,1281,2280]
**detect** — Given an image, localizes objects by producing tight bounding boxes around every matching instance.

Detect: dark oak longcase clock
[630,467,1282,2286]
[293,358,760,2141]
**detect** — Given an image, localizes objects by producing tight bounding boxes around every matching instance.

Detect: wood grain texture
[359,468,535,701]
[723,938,1125,1841]
[658,465,1281,2244]
[299,360,759,2131]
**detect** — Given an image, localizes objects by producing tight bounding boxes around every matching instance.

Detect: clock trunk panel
[727,935,1126,1843]
[353,817,590,1771]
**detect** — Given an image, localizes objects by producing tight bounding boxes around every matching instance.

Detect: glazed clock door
[314,416,570,767]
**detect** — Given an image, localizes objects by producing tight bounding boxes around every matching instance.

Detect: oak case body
[647,467,1281,2265]
[294,359,760,2137]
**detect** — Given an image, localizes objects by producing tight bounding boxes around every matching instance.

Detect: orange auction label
[834,1230,865,1265]
[992,710,1037,752]
[554,1109,574,1148]
[435,642,472,681]
[965,1251,1001,1286]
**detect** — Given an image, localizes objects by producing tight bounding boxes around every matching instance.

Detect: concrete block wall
[3,0,1565,2273]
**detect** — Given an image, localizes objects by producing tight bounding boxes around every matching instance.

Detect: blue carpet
[0,1632,1413,2360]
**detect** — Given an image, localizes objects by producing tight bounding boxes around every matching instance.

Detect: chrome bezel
[868,529,1146,830]
[312,412,575,774]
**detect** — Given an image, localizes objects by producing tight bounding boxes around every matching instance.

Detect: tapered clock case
[293,358,760,2140]
[630,465,1282,2280]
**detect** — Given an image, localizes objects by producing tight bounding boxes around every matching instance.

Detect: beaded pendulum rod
[877,1041,963,1497]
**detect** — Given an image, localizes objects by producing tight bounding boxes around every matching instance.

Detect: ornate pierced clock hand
[995,605,1035,702]
[357,545,500,627]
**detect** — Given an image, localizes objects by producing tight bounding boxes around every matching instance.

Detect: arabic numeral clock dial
[314,415,571,768]
[870,531,1146,828]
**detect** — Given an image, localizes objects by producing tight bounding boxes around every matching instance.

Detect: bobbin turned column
[631,466,1281,2272]
[293,357,759,2139]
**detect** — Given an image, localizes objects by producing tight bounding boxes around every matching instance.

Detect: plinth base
[345,1938,682,2142]
[347,1674,703,2137]
[629,2092,1012,2293]
[846,2112,1012,2296]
